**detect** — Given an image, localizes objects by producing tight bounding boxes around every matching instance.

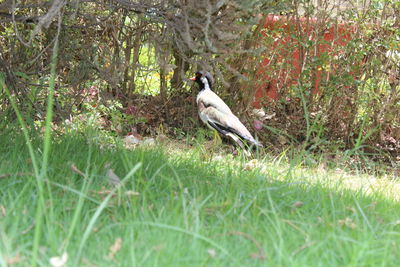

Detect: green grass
[1,130,400,266]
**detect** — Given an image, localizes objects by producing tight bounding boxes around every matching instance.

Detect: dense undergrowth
[1,1,399,161]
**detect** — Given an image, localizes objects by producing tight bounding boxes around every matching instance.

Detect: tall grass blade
[74,163,142,266]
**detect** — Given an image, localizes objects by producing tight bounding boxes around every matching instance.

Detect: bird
[190,71,262,154]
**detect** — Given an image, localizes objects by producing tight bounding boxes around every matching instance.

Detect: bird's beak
[190,77,196,81]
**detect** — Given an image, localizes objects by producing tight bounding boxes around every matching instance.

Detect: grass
[1,129,400,267]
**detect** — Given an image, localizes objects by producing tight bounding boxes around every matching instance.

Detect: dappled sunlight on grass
[156,138,400,202]
[1,132,400,266]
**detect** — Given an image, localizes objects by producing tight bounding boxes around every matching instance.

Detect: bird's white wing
[197,99,254,141]
[197,90,232,115]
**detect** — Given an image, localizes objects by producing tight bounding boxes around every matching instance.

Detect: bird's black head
[190,71,213,90]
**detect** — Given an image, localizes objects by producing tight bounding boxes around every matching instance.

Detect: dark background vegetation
[0,0,399,165]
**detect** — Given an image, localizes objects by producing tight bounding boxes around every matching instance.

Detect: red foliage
[253,15,357,108]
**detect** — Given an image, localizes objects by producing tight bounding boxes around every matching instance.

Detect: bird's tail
[235,133,263,148]
[246,137,263,148]
[210,121,263,148]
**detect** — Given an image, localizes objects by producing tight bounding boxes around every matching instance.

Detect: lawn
[1,130,400,266]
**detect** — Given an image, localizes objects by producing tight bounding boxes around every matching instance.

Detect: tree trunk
[123,29,133,95]
[171,49,189,91]
[129,20,145,96]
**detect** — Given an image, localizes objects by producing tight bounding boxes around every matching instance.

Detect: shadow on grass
[1,132,400,266]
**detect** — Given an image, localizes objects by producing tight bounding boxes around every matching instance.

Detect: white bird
[191,71,262,152]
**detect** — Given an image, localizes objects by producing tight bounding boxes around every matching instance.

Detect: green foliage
[0,0,398,161]
[248,1,399,159]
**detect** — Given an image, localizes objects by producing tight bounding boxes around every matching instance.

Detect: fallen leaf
[264,112,276,120]
[250,252,267,260]
[338,217,357,229]
[95,189,139,198]
[96,189,114,195]
[244,159,259,171]
[6,252,23,265]
[252,108,266,118]
[105,163,121,186]
[70,163,85,177]
[125,190,140,197]
[142,137,156,145]
[156,134,169,143]
[0,205,6,217]
[107,238,122,260]
[207,248,217,258]
[21,223,35,235]
[292,201,304,209]
[152,244,165,251]
[124,135,141,147]
[49,252,68,267]
[277,135,288,145]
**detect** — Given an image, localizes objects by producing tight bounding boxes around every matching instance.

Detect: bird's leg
[226,133,251,157]
[213,130,222,146]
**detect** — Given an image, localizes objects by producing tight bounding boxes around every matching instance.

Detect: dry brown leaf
[156,134,169,143]
[124,135,142,146]
[292,201,304,209]
[107,238,122,260]
[152,244,165,251]
[0,205,6,217]
[70,163,85,177]
[277,135,288,145]
[95,189,139,198]
[244,159,259,171]
[49,252,68,267]
[338,217,357,229]
[6,252,23,265]
[105,163,121,186]
[125,190,140,197]
[249,252,267,260]
[142,137,156,146]
[96,189,114,195]
[21,223,35,235]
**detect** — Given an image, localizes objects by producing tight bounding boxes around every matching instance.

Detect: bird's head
[190,71,213,90]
